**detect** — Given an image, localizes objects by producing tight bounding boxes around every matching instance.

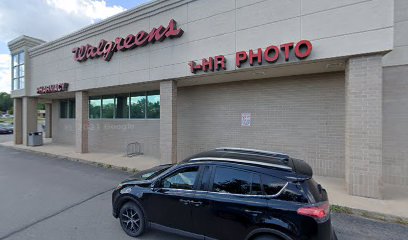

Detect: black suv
[112,148,337,240]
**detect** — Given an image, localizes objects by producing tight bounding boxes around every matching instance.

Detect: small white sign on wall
[241,113,251,127]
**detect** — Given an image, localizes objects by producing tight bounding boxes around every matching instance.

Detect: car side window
[251,174,263,195]
[262,174,287,196]
[160,166,199,190]
[212,167,255,195]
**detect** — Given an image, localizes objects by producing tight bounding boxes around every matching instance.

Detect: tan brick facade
[177,73,345,177]
[75,91,89,153]
[345,55,384,199]
[160,80,177,164]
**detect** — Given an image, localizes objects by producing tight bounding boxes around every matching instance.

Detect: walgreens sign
[72,19,183,62]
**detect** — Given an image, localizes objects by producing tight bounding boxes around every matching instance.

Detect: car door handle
[179,199,190,205]
[244,209,262,215]
[190,201,203,207]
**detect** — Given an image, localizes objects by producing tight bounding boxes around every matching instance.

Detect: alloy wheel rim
[122,208,141,233]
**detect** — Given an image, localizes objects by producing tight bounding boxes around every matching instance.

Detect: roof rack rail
[189,157,292,171]
[215,147,289,159]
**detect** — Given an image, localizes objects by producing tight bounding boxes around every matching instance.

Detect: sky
[0,0,152,93]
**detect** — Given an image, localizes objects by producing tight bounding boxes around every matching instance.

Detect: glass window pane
[251,174,262,195]
[102,96,115,118]
[19,77,24,89]
[115,94,129,119]
[12,54,18,66]
[13,67,18,79]
[60,101,68,118]
[147,91,160,119]
[13,78,19,90]
[89,98,101,119]
[212,167,251,195]
[262,175,286,196]
[69,99,75,118]
[19,52,25,64]
[19,66,24,77]
[130,93,146,119]
[160,167,199,190]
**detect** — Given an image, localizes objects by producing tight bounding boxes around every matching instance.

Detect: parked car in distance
[0,124,13,134]
[112,148,337,240]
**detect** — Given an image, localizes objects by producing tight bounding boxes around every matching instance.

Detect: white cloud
[0,0,127,93]
[45,0,125,24]
[0,54,11,93]
[0,0,126,43]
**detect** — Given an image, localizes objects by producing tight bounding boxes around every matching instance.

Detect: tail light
[297,202,330,221]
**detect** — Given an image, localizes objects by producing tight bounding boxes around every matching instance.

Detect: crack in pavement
[0,188,114,240]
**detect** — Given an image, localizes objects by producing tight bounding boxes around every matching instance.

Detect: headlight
[116,183,123,190]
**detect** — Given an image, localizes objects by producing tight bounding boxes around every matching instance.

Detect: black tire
[119,202,145,237]
[253,234,281,240]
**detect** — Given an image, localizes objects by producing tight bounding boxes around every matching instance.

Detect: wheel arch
[115,195,148,223]
[245,228,294,240]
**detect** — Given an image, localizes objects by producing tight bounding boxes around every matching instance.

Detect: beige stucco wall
[177,72,345,177]
[27,0,393,97]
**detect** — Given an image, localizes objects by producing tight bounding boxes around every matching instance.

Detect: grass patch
[106,164,112,169]
[97,163,104,167]
[330,205,353,214]
[396,218,408,226]
[121,167,128,172]
[0,118,13,124]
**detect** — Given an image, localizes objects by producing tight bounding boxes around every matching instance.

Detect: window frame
[11,51,25,91]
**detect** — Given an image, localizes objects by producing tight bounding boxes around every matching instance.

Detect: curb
[0,144,139,174]
[1,144,407,225]
[331,205,408,226]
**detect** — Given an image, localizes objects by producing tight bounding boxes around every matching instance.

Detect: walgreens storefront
[8,0,407,199]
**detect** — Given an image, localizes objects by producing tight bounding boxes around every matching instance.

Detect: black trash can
[28,132,43,146]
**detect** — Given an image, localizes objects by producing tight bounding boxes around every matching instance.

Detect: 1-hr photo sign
[189,40,313,74]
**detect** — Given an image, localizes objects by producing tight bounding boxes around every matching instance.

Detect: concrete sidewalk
[1,140,407,220]
[0,139,160,171]
[314,176,408,220]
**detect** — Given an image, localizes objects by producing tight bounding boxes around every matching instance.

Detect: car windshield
[129,164,175,181]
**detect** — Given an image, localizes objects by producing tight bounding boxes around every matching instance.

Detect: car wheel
[253,234,282,240]
[119,202,145,237]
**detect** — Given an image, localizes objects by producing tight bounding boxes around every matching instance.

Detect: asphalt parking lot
[0,146,407,240]
[0,134,13,143]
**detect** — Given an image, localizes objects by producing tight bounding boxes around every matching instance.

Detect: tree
[0,92,13,113]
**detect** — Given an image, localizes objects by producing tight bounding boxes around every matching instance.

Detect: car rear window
[261,175,286,196]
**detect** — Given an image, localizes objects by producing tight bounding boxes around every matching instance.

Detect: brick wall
[345,55,383,198]
[88,120,160,158]
[177,72,345,177]
[383,65,408,186]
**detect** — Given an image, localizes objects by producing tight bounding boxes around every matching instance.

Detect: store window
[115,93,129,119]
[11,51,25,90]
[130,93,146,119]
[89,98,101,119]
[147,91,160,119]
[102,96,115,118]
[60,99,75,119]
[89,91,160,119]
[60,101,68,119]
